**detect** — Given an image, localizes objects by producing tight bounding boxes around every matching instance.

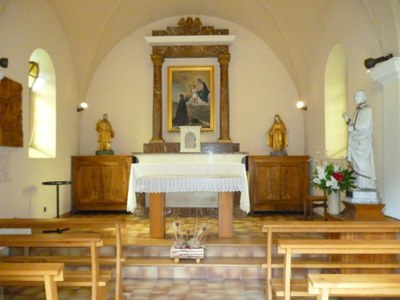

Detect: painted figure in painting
[267,114,288,153]
[173,93,191,126]
[195,78,210,103]
[96,113,114,152]
[169,67,214,132]
[342,90,376,189]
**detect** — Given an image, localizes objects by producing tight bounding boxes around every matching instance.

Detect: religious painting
[167,66,214,132]
[0,77,23,147]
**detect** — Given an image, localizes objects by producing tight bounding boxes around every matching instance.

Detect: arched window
[324,44,348,158]
[28,49,56,158]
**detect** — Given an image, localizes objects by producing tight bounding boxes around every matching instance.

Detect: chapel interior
[1,1,400,299]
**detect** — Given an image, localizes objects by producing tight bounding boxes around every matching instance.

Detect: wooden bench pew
[308,273,400,299]
[276,239,400,300]
[262,220,400,299]
[0,233,108,300]
[0,216,125,299]
[0,262,64,300]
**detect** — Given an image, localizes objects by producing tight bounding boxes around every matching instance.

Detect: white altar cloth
[127,163,250,213]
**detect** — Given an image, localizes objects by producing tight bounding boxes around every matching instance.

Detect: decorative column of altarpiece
[145,17,236,150]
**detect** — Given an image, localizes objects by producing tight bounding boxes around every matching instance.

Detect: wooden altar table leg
[219,192,234,239]
[149,193,165,238]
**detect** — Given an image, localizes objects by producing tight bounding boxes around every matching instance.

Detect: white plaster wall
[303,1,385,197]
[79,16,304,156]
[0,1,393,217]
[0,0,80,217]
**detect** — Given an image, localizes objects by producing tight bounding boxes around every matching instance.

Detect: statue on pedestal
[96,113,114,155]
[267,114,288,156]
[343,90,378,203]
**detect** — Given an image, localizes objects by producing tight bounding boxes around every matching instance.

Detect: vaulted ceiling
[26,0,395,99]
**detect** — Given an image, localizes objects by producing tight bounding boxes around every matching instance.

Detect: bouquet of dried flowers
[171,219,210,249]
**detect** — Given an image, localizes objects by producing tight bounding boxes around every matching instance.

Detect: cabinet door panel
[255,165,281,204]
[72,156,132,211]
[281,165,305,201]
[248,156,309,212]
[102,165,128,203]
[78,165,103,203]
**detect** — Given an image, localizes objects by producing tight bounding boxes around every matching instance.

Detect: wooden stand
[303,195,327,220]
[327,201,393,276]
[327,201,386,221]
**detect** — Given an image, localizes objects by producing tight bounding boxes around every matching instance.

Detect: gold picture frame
[168,66,214,132]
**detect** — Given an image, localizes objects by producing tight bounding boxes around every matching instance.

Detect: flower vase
[327,190,341,215]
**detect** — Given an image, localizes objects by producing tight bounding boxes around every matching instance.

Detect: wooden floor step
[263,257,400,269]
[0,255,125,266]
[63,269,114,278]
[61,270,113,287]
[124,256,265,267]
[0,270,114,288]
[270,278,309,297]
[119,237,265,247]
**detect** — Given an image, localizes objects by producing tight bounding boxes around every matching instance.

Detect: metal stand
[42,181,71,233]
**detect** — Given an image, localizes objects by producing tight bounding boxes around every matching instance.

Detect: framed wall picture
[179,126,201,152]
[167,66,214,132]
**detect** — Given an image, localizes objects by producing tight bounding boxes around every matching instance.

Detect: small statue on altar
[96,113,114,155]
[267,114,288,156]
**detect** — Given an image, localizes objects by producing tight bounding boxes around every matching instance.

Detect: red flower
[332,172,344,182]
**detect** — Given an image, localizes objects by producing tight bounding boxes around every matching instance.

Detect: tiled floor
[1,212,311,299]
[125,278,265,299]
[122,211,307,240]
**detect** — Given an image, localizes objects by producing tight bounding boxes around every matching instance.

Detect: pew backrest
[278,238,400,300]
[0,216,125,300]
[0,262,64,300]
[308,272,400,299]
[262,220,400,300]
[0,233,103,300]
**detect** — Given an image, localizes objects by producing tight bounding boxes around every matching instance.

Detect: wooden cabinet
[71,155,133,211]
[248,155,309,213]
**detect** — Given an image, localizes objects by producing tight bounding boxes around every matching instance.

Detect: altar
[127,153,249,239]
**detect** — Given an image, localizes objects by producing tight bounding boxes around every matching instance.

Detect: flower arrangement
[171,220,210,249]
[312,160,356,194]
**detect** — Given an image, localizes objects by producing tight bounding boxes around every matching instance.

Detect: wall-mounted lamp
[77,102,88,112]
[296,100,307,111]
[28,61,40,88]
[0,58,8,80]
[364,53,393,69]
[0,58,8,68]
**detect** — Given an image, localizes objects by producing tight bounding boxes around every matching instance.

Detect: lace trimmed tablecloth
[127,163,250,213]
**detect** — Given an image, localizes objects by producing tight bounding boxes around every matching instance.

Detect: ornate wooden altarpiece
[143,17,240,154]
[136,18,244,218]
